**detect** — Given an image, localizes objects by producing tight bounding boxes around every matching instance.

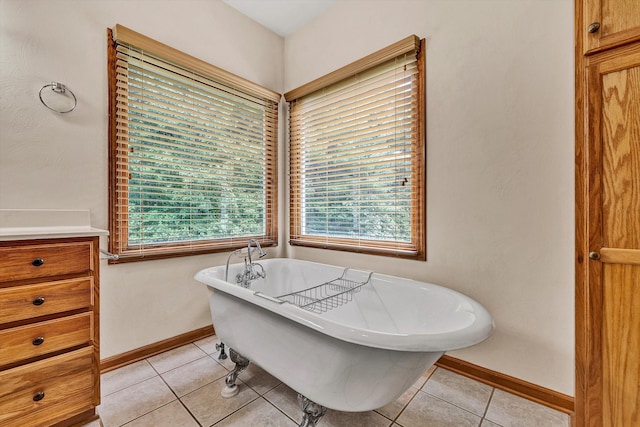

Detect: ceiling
[223,0,338,37]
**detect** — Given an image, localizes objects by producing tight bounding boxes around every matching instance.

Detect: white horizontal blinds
[289,41,424,257]
[112,37,278,259]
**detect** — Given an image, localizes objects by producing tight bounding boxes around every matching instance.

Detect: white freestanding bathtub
[195,258,493,420]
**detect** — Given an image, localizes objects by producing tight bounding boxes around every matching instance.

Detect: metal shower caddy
[275,268,373,314]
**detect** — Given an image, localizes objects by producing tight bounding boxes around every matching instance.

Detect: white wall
[285,0,575,395]
[0,0,285,358]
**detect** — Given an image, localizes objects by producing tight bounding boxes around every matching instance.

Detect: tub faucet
[236,239,267,288]
[236,239,267,287]
[224,240,267,287]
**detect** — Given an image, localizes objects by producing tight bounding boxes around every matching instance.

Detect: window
[286,36,425,259]
[108,25,279,262]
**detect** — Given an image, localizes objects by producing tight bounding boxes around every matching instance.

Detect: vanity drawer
[0,313,92,367]
[0,347,96,427]
[0,241,93,283]
[0,277,93,325]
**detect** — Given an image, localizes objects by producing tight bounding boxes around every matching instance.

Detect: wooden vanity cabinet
[582,0,640,54]
[0,237,100,427]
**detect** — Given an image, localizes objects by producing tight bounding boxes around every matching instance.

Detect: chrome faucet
[247,239,267,264]
[224,240,267,287]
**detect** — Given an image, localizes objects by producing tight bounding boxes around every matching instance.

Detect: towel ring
[39,82,77,113]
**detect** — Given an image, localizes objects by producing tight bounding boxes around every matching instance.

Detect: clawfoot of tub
[221,348,250,398]
[297,394,327,427]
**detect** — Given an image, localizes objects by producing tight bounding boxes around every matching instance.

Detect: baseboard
[436,355,574,415]
[100,325,215,373]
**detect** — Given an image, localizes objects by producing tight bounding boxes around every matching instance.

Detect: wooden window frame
[286,36,426,259]
[107,25,279,263]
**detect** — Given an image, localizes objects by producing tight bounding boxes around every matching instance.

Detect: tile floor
[83,336,571,427]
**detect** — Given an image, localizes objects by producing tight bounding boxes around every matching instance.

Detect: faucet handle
[252,262,266,278]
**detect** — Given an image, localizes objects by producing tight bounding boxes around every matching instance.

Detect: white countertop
[0,209,108,241]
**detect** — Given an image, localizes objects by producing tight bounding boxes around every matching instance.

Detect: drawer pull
[32,336,45,346]
[32,297,46,306]
[32,258,45,267]
[33,391,45,402]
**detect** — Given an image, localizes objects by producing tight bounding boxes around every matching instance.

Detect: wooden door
[582,0,640,54]
[576,41,640,426]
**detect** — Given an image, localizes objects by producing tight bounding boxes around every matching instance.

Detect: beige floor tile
[161,355,228,396]
[122,401,198,427]
[480,419,502,427]
[485,389,570,427]
[101,360,158,396]
[147,343,207,373]
[264,383,303,424]
[79,420,102,427]
[239,363,282,395]
[318,409,393,427]
[375,385,420,420]
[98,376,176,427]
[180,376,259,426]
[413,365,437,389]
[193,334,220,355]
[422,368,493,416]
[396,391,481,427]
[215,398,297,426]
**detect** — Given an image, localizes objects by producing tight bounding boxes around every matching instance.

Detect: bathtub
[195,258,493,413]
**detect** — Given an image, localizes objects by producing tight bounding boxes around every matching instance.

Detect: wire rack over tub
[275,268,373,314]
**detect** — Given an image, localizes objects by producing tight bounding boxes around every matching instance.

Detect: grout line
[153,361,203,426]
[420,367,495,420]
[100,375,178,427]
[262,395,300,426]
[145,350,233,427]
[100,371,159,397]
[210,394,262,426]
[389,386,422,425]
[419,389,484,421]
[262,383,303,425]
[482,388,496,420]
[115,400,186,427]
[238,365,283,397]
[379,366,440,426]
[175,374,259,426]
[227,367,295,424]
[389,366,439,424]
[372,409,395,424]
[143,343,209,375]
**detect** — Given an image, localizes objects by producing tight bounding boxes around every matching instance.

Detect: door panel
[601,63,640,249]
[602,263,640,426]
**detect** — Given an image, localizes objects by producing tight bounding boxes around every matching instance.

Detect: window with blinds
[108,25,279,262]
[286,36,425,259]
